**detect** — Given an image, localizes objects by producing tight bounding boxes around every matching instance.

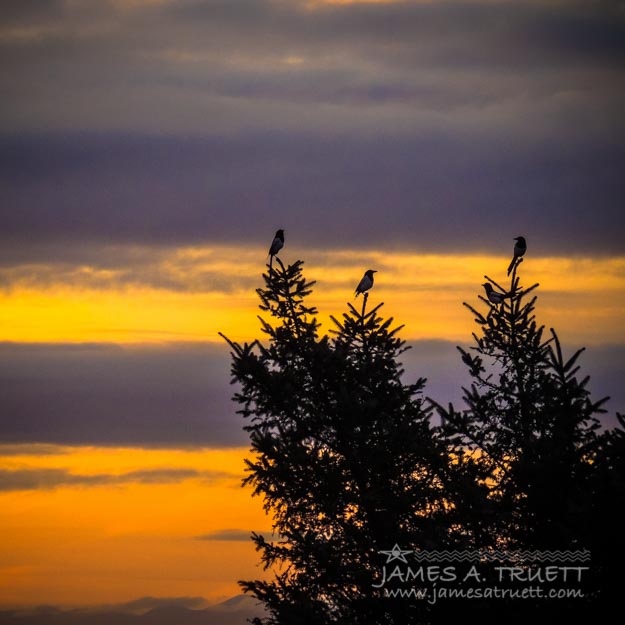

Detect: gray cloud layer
[1,339,622,449]
[0,594,262,624]
[0,0,624,257]
[0,467,229,492]
[0,342,247,448]
[196,528,260,542]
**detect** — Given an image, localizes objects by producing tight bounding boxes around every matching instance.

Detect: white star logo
[379,544,412,563]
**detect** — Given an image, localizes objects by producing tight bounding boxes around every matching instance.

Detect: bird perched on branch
[355,269,377,297]
[482,282,512,305]
[507,236,527,275]
[268,229,284,268]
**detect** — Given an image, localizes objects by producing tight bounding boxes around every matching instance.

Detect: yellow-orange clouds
[1,245,624,345]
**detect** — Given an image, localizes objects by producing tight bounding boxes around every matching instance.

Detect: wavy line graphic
[385,549,591,563]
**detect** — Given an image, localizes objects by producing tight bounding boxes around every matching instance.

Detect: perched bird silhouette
[355,269,377,297]
[507,236,527,276]
[268,229,284,268]
[482,282,512,305]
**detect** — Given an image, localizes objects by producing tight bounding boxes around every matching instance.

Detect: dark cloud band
[0,467,233,491]
[0,340,622,449]
[1,131,624,257]
[0,342,247,448]
[0,1,624,256]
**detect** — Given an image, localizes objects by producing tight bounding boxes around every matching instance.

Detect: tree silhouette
[221,259,451,624]
[435,262,623,615]
[580,414,625,610]
[222,256,624,623]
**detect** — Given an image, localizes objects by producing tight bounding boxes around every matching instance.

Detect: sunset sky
[1,0,624,614]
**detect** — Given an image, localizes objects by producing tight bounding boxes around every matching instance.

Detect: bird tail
[507,257,516,276]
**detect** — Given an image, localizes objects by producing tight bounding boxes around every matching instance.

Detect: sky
[1,0,625,616]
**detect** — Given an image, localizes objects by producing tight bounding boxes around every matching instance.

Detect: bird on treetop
[268,229,284,268]
[355,269,377,297]
[507,236,527,276]
[482,282,512,305]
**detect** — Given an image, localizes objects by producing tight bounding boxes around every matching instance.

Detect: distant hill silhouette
[0,595,264,625]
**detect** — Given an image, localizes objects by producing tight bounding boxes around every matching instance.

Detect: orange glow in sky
[1,246,624,345]
[2,0,623,612]
[0,445,269,607]
[1,245,624,608]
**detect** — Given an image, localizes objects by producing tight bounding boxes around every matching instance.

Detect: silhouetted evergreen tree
[221,259,451,624]
[435,262,623,617]
[222,256,624,623]
[583,412,625,609]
